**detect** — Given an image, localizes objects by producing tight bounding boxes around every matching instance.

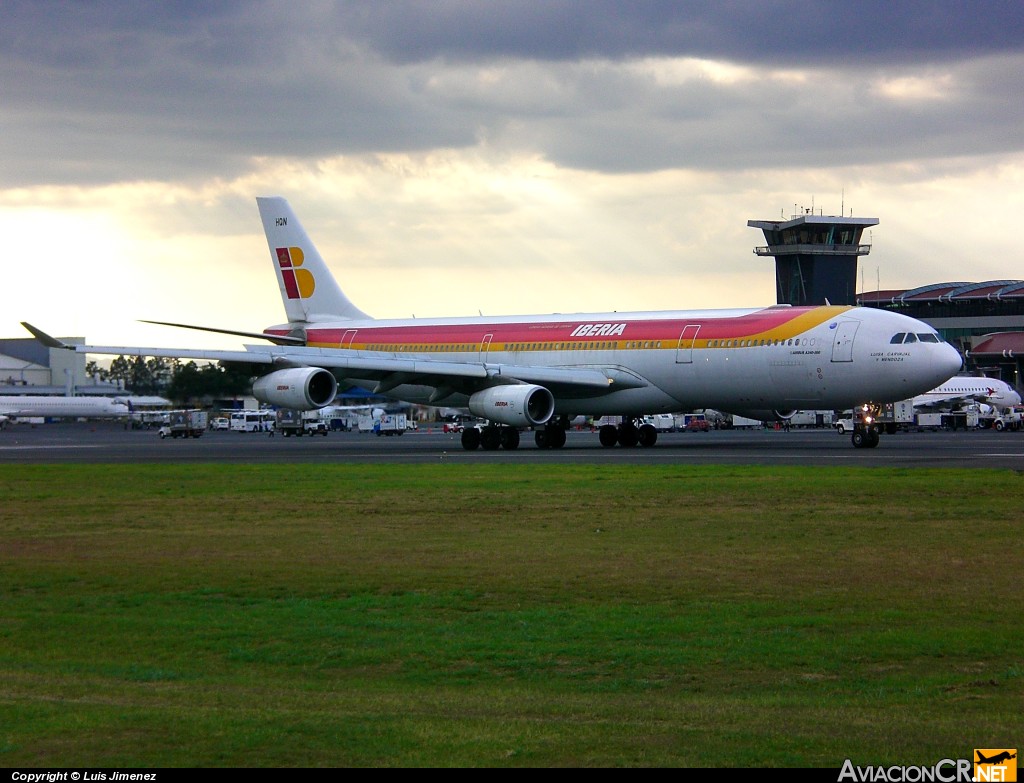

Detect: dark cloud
[336,0,1024,66]
[2,1,1023,187]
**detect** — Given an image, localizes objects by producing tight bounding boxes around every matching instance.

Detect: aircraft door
[831,321,859,362]
[675,325,701,363]
[479,333,493,362]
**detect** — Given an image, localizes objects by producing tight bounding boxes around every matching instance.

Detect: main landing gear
[534,421,567,449]
[598,417,658,448]
[460,419,570,450]
[461,424,522,451]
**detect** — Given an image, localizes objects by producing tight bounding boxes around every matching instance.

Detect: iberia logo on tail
[276,246,315,299]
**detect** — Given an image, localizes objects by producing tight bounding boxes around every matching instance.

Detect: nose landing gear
[850,403,881,448]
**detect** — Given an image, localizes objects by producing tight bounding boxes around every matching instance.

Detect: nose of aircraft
[933,341,963,385]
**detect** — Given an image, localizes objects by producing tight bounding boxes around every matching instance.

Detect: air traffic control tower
[748,212,878,306]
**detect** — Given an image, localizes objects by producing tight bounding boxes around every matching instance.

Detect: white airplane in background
[23,197,963,450]
[0,395,130,422]
[912,376,1021,411]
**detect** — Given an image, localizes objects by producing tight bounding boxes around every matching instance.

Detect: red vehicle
[685,418,710,432]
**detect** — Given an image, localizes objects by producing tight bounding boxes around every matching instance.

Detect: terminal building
[857,282,1024,390]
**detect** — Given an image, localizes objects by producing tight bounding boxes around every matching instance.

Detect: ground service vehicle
[374,414,407,436]
[275,408,328,436]
[158,409,207,438]
[978,406,1021,431]
[230,410,275,432]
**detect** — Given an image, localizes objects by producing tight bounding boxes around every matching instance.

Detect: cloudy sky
[4,1,1024,349]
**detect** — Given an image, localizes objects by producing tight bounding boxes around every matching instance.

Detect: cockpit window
[890,333,906,344]
[903,333,918,343]
[917,333,939,343]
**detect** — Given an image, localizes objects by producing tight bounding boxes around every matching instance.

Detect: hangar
[0,334,89,394]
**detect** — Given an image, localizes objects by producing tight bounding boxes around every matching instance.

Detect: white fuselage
[912,377,1021,410]
[0,395,129,419]
[289,304,963,418]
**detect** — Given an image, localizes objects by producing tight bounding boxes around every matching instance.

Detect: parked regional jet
[0,395,130,421]
[912,376,1021,411]
[23,197,963,450]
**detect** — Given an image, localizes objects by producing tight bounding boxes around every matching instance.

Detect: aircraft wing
[914,391,993,411]
[28,328,645,397]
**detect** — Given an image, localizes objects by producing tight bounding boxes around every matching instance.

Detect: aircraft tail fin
[256,197,371,323]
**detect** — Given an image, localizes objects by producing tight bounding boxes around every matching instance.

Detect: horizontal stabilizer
[140,320,307,346]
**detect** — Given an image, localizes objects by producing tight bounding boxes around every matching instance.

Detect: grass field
[0,464,1020,767]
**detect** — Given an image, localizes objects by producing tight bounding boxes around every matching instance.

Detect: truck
[274,408,328,436]
[869,399,916,433]
[977,406,1022,431]
[642,414,676,432]
[158,409,207,439]
[787,410,834,428]
[374,413,407,436]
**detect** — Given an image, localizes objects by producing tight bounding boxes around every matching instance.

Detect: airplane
[912,376,1021,411]
[23,196,964,450]
[976,751,1016,765]
[0,394,131,422]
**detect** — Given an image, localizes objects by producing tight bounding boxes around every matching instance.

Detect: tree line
[86,358,253,403]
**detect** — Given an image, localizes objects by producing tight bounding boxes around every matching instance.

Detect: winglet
[21,322,74,349]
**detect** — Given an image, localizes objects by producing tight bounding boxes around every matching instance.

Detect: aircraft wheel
[480,426,501,450]
[461,427,481,451]
[851,430,866,448]
[599,425,618,448]
[547,425,566,449]
[500,427,520,450]
[638,423,658,447]
[534,429,549,449]
[866,429,880,448]
[618,422,639,448]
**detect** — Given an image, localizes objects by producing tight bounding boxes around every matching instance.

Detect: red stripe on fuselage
[277,307,848,348]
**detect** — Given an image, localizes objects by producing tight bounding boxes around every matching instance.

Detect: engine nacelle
[468,385,555,427]
[252,368,338,410]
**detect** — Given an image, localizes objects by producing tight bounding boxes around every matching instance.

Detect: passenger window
[890,333,906,344]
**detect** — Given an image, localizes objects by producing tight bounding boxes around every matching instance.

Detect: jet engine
[252,368,338,410]
[468,385,555,427]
